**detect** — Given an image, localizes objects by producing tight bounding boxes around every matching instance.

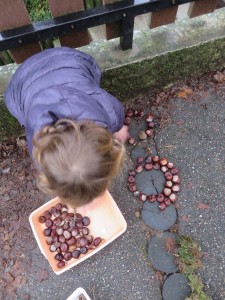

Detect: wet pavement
[1,80,225,300]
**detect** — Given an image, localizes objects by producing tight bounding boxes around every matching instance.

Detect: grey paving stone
[130,144,158,164]
[148,232,178,274]
[162,273,191,300]
[135,169,166,195]
[141,201,177,231]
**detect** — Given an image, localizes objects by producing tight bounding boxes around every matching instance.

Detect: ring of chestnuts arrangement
[124,109,181,210]
[38,203,102,269]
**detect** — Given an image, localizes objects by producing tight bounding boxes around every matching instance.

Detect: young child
[4,47,129,207]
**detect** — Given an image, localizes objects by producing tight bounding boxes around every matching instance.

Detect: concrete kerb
[1,7,225,140]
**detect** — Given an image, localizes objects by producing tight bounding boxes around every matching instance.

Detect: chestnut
[144,163,153,171]
[64,252,73,261]
[148,195,156,203]
[165,181,173,188]
[124,117,131,125]
[146,114,154,122]
[38,216,46,223]
[135,165,143,173]
[152,156,160,163]
[43,228,51,237]
[128,176,135,183]
[60,243,69,253]
[136,157,144,164]
[67,237,76,246]
[93,237,102,246]
[54,253,64,261]
[169,193,177,203]
[128,137,136,145]
[157,194,165,203]
[164,198,171,206]
[126,109,134,117]
[159,203,166,211]
[63,230,71,240]
[82,217,90,226]
[148,122,155,128]
[165,172,173,180]
[80,237,88,247]
[172,175,181,184]
[86,235,93,244]
[45,219,53,228]
[129,170,136,176]
[163,188,172,197]
[167,162,174,169]
[171,168,179,175]
[43,211,51,219]
[145,156,152,163]
[128,184,137,192]
[57,261,65,268]
[138,193,147,202]
[161,166,168,173]
[159,157,168,166]
[75,213,83,221]
[55,203,62,211]
[80,247,88,254]
[46,236,54,245]
[72,250,80,259]
[76,221,84,229]
[172,184,180,192]
[145,129,154,137]
[50,244,57,252]
[81,227,89,235]
[59,235,66,243]
[71,228,80,237]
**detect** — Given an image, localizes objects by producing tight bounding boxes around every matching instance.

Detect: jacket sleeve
[92,88,125,133]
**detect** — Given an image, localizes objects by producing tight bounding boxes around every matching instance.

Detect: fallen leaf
[213,71,225,83]
[36,269,49,283]
[177,88,193,98]
[181,215,189,222]
[196,203,210,209]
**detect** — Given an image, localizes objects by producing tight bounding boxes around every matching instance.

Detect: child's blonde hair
[32,119,125,208]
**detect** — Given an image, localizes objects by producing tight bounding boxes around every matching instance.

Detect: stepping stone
[135,169,165,195]
[141,201,177,231]
[129,119,147,140]
[130,144,158,164]
[162,273,191,300]
[148,232,178,273]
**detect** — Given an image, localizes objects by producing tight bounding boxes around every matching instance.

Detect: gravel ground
[1,70,225,299]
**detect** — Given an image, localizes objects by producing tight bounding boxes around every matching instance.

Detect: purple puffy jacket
[4,47,125,155]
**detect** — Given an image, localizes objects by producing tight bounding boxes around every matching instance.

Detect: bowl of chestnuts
[29,190,127,275]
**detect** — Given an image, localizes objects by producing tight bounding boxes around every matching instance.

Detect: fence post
[102,0,123,40]
[188,0,218,18]
[47,0,90,48]
[0,0,42,63]
[150,4,178,29]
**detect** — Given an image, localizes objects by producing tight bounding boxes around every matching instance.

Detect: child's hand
[113,125,130,143]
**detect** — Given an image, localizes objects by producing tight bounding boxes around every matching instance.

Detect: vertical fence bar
[120,13,134,50]
[150,4,178,29]
[102,0,123,40]
[188,0,218,18]
[0,0,42,63]
[47,0,90,48]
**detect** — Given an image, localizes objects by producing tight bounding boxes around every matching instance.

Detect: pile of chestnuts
[128,156,181,210]
[38,203,102,268]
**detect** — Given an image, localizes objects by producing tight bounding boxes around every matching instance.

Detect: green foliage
[176,235,202,275]
[176,236,211,300]
[24,0,51,22]
[186,274,211,300]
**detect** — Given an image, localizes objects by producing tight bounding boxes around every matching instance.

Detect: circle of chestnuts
[38,203,102,269]
[128,156,181,210]
[124,108,181,210]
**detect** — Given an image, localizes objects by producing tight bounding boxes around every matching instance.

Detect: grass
[175,236,211,300]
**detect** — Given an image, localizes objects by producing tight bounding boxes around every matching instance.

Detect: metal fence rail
[0,0,219,64]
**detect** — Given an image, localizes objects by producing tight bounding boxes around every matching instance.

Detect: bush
[24,0,51,22]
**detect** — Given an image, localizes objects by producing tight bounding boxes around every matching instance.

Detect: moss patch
[101,38,225,101]
[0,96,24,141]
